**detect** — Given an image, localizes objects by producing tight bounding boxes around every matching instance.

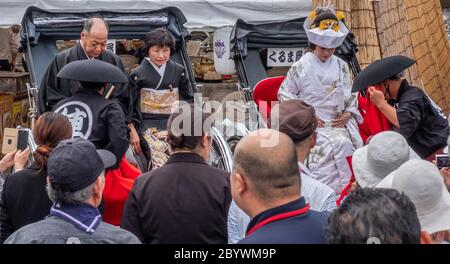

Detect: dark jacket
[121,152,231,244]
[0,165,52,242]
[394,80,449,158]
[4,216,141,244]
[53,88,129,167]
[39,42,132,122]
[239,197,328,244]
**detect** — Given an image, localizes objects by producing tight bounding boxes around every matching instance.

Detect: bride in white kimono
[278,5,363,193]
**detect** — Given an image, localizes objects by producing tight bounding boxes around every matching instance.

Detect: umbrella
[352,55,416,92]
[57,59,128,83]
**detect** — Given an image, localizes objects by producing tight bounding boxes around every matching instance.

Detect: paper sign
[267,47,307,67]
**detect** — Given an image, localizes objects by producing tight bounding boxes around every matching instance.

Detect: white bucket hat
[303,4,349,49]
[352,131,420,188]
[377,159,450,234]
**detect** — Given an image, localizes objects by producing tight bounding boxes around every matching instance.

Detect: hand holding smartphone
[2,128,29,154]
[436,154,450,169]
[17,130,29,151]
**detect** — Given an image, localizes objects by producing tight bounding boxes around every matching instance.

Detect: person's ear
[420,231,433,244]
[201,133,212,148]
[233,172,247,196]
[93,175,105,196]
[80,31,87,42]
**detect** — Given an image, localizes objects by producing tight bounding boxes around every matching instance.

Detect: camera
[436,154,450,169]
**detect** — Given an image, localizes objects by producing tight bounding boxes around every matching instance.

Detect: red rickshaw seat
[252,76,286,122]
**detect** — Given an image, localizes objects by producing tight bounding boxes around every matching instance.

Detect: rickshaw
[231,17,360,90]
[219,16,361,149]
[18,6,233,172]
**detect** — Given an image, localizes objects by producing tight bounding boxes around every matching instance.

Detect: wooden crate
[0,71,30,100]
[21,99,31,128]
[0,93,14,151]
[12,100,21,128]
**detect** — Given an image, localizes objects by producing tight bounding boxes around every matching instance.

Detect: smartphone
[1,128,18,154]
[436,154,450,169]
[17,129,29,151]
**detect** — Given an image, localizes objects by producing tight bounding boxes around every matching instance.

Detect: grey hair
[47,171,105,205]
[82,17,109,33]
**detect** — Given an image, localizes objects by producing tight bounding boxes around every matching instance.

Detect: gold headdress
[303,0,349,49]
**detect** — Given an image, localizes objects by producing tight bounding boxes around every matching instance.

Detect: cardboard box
[21,99,30,128]
[0,71,30,100]
[3,111,11,130]
[1,93,13,129]
[12,100,21,128]
[0,93,13,150]
[0,93,13,113]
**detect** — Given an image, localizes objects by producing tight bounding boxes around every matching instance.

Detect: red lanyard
[246,204,311,236]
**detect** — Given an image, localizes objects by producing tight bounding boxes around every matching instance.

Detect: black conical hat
[352,55,416,92]
[57,59,128,83]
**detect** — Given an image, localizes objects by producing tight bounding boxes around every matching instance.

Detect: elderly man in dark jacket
[39,17,132,120]
[121,103,231,243]
[231,129,329,244]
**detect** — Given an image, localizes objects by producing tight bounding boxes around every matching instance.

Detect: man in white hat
[278,4,362,193]
[377,159,450,243]
[352,131,419,188]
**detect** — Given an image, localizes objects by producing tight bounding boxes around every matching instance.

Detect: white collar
[146,58,166,77]
[310,52,334,65]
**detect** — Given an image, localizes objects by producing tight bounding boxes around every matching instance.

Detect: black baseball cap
[48,138,116,192]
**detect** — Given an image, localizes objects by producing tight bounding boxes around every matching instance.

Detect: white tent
[0,0,312,28]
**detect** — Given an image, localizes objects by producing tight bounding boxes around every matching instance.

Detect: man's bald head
[83,17,109,34]
[80,17,109,58]
[233,129,300,202]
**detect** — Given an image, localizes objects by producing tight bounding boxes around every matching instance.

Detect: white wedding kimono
[278,52,363,193]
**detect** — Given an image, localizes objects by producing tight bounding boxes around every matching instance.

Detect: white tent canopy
[0,0,312,28]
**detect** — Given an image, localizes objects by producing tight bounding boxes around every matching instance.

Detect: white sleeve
[227,200,250,244]
[341,61,363,123]
[277,61,303,102]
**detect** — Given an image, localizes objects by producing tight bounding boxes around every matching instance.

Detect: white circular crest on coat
[54,101,93,139]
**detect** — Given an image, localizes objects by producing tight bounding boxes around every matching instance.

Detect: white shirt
[146,58,166,77]
[298,162,337,212]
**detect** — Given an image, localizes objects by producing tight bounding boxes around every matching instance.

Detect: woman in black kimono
[128,27,194,157]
